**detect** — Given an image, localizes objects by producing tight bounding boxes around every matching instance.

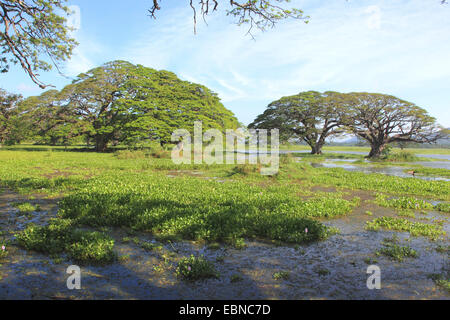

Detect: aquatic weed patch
[366,217,445,240]
[57,173,355,245]
[374,194,433,211]
[309,168,450,200]
[16,219,116,264]
[175,255,218,281]
[375,236,418,262]
[434,202,450,214]
[12,202,41,213]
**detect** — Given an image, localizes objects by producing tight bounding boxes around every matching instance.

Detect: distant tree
[342,93,443,158]
[249,91,345,154]
[0,0,77,88]
[0,88,27,145]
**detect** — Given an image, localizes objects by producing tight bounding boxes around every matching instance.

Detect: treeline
[250,91,445,158]
[0,61,240,151]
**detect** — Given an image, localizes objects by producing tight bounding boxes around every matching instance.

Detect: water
[0,189,448,299]
[310,161,450,182]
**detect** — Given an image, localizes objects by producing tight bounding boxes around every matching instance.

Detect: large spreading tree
[22,60,239,151]
[249,91,345,154]
[342,92,442,158]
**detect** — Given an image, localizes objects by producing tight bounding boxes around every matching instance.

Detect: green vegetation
[0,242,7,260]
[381,151,420,162]
[230,274,244,283]
[435,202,450,214]
[12,202,41,214]
[375,236,418,262]
[374,194,433,211]
[405,167,450,178]
[272,271,290,280]
[428,273,450,294]
[366,217,445,240]
[16,219,116,264]
[0,149,447,263]
[175,255,218,281]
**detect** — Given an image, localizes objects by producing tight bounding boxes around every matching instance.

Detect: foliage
[249,91,345,154]
[21,61,239,151]
[0,89,27,145]
[341,92,442,158]
[13,202,40,213]
[16,219,116,264]
[435,202,450,214]
[0,0,77,88]
[375,236,418,262]
[175,255,218,281]
[374,194,433,211]
[272,271,290,280]
[366,217,445,240]
[428,273,450,293]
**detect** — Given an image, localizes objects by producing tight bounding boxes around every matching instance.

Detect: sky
[1,0,450,128]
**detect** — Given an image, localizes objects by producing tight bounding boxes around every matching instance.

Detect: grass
[375,236,418,262]
[175,255,218,281]
[366,217,446,240]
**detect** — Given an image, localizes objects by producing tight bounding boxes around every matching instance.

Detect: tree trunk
[310,144,324,155]
[368,142,387,158]
[95,135,109,152]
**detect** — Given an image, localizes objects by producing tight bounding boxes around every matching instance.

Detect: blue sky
[1,0,450,127]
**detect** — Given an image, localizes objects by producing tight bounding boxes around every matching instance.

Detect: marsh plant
[175,255,218,281]
[366,217,445,241]
[375,236,418,262]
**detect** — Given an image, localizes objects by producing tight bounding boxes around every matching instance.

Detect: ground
[0,146,448,299]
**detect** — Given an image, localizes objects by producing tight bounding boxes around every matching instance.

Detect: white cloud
[120,0,450,125]
[365,5,381,30]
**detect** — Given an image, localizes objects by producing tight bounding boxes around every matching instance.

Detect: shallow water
[0,189,448,300]
[310,161,450,181]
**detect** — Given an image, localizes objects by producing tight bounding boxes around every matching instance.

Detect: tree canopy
[0,0,77,88]
[341,92,443,158]
[249,91,345,154]
[13,60,239,151]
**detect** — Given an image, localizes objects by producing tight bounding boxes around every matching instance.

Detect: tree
[60,60,135,152]
[342,92,442,158]
[149,0,308,35]
[22,60,240,151]
[0,88,27,145]
[249,91,345,154]
[120,64,239,147]
[20,89,85,145]
[0,0,77,88]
